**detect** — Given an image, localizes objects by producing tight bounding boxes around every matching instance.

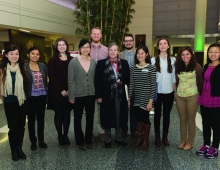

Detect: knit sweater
[129,64,156,110]
[68,57,96,100]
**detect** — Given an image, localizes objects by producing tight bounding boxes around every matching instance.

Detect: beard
[92,38,101,43]
[125,46,133,50]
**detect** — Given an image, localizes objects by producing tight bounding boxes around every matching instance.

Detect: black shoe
[63,135,70,145]
[39,142,47,148]
[16,147,26,159]
[79,145,87,151]
[131,132,138,139]
[105,142,111,148]
[122,131,128,139]
[58,136,65,146]
[11,149,19,161]
[85,143,93,149]
[31,143,37,151]
[115,140,127,146]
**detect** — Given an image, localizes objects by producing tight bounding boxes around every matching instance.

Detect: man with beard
[90,27,108,141]
[119,33,137,139]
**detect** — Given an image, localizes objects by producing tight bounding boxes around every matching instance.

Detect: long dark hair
[155,37,172,73]
[0,45,28,93]
[134,45,151,64]
[175,46,196,74]
[207,43,220,63]
[53,37,69,57]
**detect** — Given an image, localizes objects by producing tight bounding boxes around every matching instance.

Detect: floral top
[31,71,47,96]
[177,71,198,97]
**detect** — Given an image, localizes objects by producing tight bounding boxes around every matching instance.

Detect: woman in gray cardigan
[68,39,96,151]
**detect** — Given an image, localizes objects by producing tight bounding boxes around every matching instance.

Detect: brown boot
[155,131,161,146]
[132,122,144,148]
[140,124,151,150]
[162,131,170,146]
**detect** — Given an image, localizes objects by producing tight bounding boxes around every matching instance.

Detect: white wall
[0,0,77,35]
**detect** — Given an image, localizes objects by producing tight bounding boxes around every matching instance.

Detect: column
[194,0,207,66]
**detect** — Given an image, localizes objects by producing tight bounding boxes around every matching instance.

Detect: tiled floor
[0,104,219,170]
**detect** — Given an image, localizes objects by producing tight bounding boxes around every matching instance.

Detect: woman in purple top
[25,47,48,151]
[196,43,220,159]
[47,38,73,146]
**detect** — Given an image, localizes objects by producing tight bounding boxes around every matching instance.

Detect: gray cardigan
[68,57,96,100]
[24,62,48,98]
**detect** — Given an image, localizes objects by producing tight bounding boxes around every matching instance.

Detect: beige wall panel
[129,0,153,54]
[133,7,153,18]
[133,0,153,8]
[0,0,19,5]
[130,17,152,27]
[0,0,77,35]
[20,16,76,35]
[0,11,20,27]
[19,0,74,19]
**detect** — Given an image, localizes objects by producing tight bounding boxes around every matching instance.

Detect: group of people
[0,27,219,162]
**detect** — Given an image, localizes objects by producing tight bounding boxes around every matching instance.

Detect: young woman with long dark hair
[0,45,28,161]
[175,46,203,150]
[151,37,176,146]
[196,43,220,159]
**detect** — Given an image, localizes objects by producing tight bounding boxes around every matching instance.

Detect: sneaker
[196,145,209,156]
[205,147,218,159]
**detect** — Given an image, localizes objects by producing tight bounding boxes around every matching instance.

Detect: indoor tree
[73,0,135,50]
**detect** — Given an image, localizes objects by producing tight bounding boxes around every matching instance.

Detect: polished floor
[0,103,219,170]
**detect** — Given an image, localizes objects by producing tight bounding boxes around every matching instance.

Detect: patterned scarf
[1,63,26,106]
[104,57,123,100]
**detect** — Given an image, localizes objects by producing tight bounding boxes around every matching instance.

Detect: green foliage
[73,0,135,50]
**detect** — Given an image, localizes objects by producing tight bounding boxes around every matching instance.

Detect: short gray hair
[108,43,119,51]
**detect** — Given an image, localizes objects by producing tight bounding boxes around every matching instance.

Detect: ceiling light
[19,29,30,33]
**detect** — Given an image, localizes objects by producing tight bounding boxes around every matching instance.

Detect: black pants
[154,91,174,132]
[134,106,150,124]
[200,105,220,148]
[74,96,95,145]
[27,95,47,143]
[4,101,27,150]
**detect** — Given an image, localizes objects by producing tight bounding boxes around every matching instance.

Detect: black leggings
[54,110,71,136]
[134,106,150,124]
[200,105,220,148]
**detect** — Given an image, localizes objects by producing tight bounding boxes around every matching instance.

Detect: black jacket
[24,62,48,98]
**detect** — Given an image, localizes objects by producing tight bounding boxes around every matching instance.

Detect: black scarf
[104,57,123,100]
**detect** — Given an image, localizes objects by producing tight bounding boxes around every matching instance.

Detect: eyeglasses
[81,46,90,49]
[124,40,134,43]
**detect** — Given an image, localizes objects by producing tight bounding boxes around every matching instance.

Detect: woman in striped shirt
[128,45,156,150]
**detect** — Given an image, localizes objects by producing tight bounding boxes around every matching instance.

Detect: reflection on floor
[0,104,219,170]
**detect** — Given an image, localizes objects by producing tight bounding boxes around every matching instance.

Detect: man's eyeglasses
[124,40,133,43]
